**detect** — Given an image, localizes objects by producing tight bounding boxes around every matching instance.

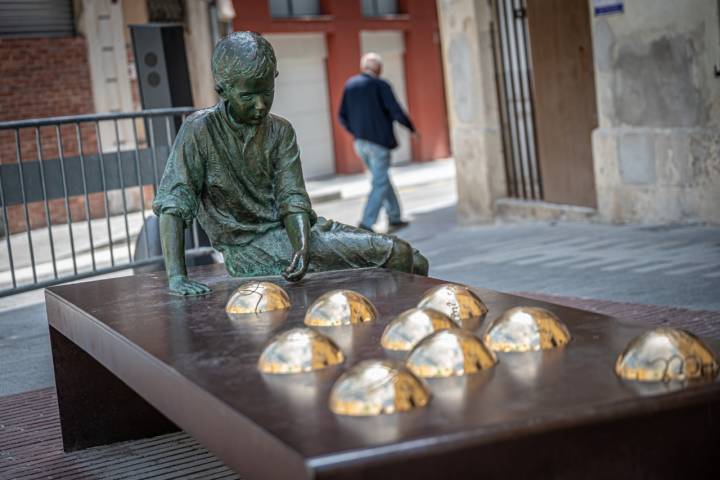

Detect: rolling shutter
[0,0,75,38]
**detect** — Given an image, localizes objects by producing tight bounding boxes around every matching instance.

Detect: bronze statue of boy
[153,32,428,295]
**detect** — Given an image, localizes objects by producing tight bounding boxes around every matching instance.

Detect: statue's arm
[282,212,310,281]
[160,213,211,295]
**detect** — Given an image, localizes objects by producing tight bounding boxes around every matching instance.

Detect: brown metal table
[46,266,720,479]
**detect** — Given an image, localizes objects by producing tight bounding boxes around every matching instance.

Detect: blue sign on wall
[593,0,624,16]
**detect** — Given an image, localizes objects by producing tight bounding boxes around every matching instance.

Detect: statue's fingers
[285,268,300,281]
[286,264,305,282]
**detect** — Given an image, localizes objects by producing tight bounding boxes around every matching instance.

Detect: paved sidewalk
[401,207,720,311]
[305,158,455,202]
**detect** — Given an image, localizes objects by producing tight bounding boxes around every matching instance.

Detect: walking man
[339,52,417,233]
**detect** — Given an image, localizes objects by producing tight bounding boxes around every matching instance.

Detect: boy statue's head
[212,31,278,126]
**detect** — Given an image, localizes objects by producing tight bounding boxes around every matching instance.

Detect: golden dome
[329,360,431,416]
[304,290,377,327]
[482,306,571,352]
[226,281,291,314]
[406,328,497,378]
[417,284,488,326]
[381,308,458,351]
[615,327,719,382]
[257,327,344,374]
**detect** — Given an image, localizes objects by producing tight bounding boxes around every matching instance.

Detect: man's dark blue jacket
[339,73,415,150]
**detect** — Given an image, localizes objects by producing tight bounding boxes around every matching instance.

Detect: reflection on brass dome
[226,281,291,314]
[304,290,377,327]
[406,328,497,378]
[417,284,488,326]
[381,308,458,351]
[329,360,430,416]
[482,306,571,352]
[615,328,719,382]
[258,327,344,374]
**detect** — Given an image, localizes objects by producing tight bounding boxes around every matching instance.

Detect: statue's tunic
[152,102,395,276]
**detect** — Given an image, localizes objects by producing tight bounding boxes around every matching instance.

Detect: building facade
[0,0,450,233]
[438,0,720,225]
[232,0,451,176]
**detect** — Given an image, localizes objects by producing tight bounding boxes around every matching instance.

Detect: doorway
[493,0,598,208]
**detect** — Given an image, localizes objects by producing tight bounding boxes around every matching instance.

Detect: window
[269,0,321,18]
[361,0,399,17]
[0,0,75,38]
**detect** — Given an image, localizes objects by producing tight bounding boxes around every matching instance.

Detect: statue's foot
[413,250,429,276]
[384,240,428,275]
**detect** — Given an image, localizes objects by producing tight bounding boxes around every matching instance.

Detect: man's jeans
[354,139,402,228]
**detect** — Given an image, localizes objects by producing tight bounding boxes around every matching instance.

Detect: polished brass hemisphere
[226,281,291,314]
[615,327,719,382]
[381,308,458,351]
[329,360,431,416]
[304,290,378,327]
[257,327,344,374]
[406,328,497,378]
[417,284,488,325]
[482,306,571,352]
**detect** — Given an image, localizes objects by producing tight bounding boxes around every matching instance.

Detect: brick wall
[0,36,108,234]
[0,37,95,122]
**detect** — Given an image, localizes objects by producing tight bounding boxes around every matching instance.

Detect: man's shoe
[387,220,410,233]
[358,223,375,233]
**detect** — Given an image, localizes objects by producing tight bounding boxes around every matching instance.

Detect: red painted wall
[232,0,450,173]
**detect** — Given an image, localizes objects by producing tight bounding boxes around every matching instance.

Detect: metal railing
[0,107,210,297]
[491,0,543,200]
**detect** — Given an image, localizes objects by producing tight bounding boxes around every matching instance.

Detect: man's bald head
[360,52,383,77]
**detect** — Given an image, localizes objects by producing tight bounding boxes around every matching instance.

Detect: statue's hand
[283,248,309,282]
[169,275,212,296]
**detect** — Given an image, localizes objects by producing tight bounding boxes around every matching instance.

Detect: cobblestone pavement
[401,207,720,312]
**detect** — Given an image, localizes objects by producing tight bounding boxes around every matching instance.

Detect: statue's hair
[211,31,277,90]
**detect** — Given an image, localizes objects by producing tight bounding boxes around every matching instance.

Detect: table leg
[50,326,179,451]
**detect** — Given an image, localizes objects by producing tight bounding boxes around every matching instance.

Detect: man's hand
[169,274,212,296]
[283,248,309,282]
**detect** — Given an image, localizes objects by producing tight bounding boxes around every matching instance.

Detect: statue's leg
[306,218,430,275]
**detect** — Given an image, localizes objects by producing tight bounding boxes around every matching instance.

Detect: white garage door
[360,31,412,164]
[264,34,335,178]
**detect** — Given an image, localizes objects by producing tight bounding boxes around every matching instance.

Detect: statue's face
[222,70,275,125]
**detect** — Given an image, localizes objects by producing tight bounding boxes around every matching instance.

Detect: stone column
[436,0,507,223]
[184,0,217,108]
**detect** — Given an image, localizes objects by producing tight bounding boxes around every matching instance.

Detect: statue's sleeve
[152,118,206,226]
[274,122,316,222]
